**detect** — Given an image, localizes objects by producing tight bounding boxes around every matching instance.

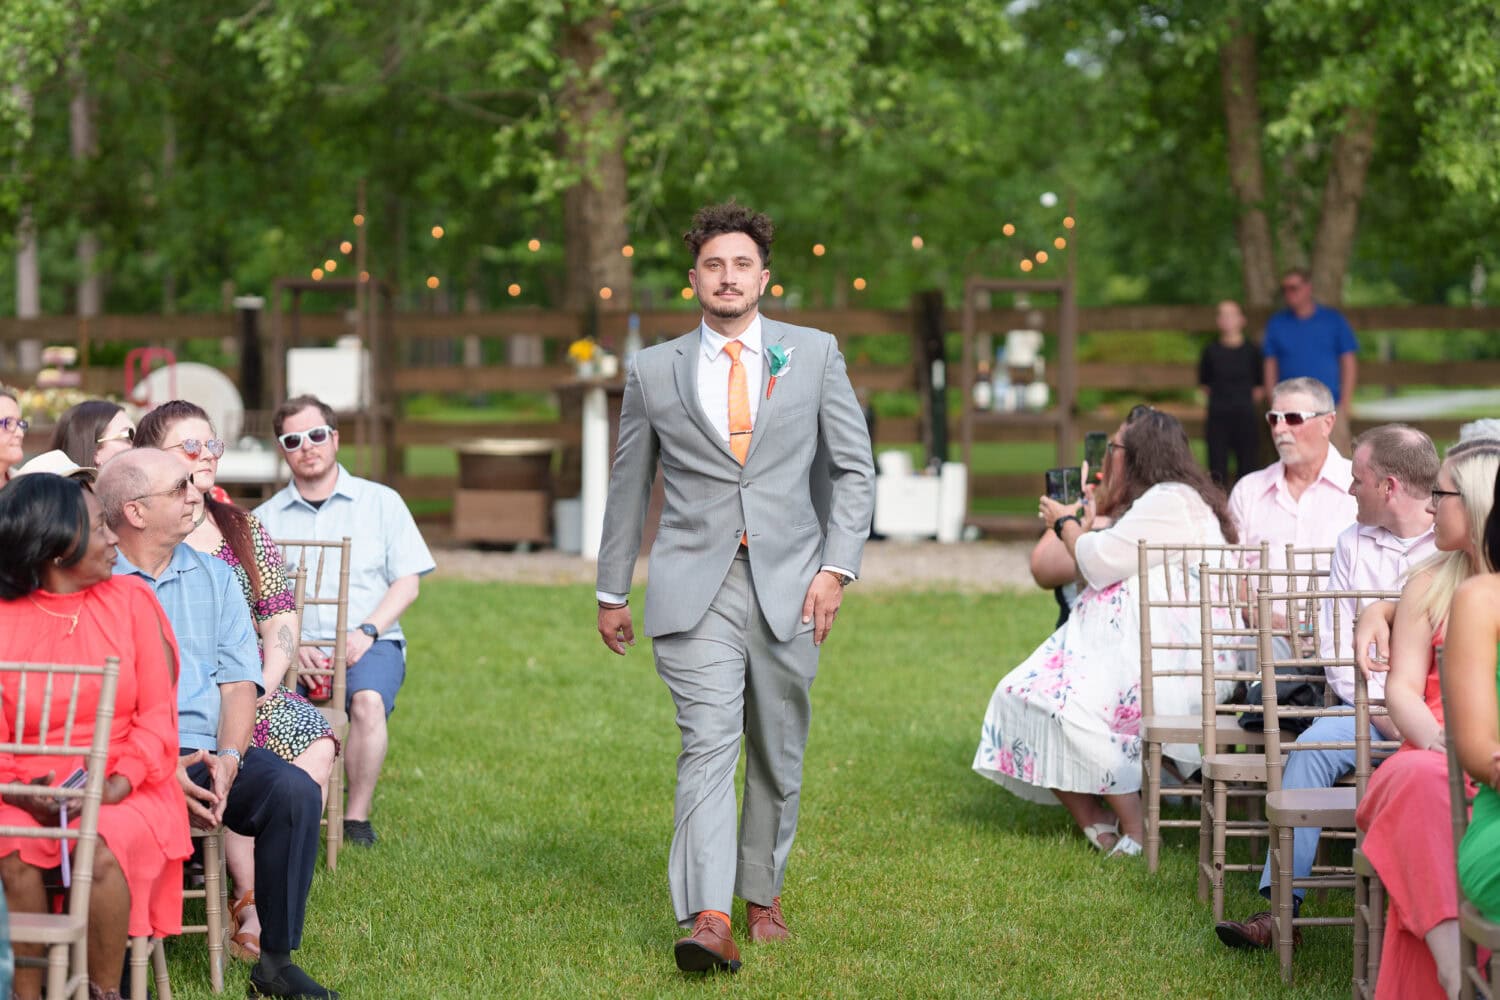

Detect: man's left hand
[345,628,374,666]
[801,571,845,647]
[210,752,240,824]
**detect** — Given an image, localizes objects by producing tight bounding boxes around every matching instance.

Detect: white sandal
[1107,834,1144,858]
[1082,821,1119,851]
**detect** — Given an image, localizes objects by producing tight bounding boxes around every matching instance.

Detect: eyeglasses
[1265,410,1332,427]
[168,437,225,459]
[130,476,194,503]
[0,417,29,433]
[277,425,334,452]
[96,426,135,445]
[1431,488,1462,503]
[1106,442,1127,456]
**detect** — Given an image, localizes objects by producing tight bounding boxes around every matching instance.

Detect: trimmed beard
[701,288,760,321]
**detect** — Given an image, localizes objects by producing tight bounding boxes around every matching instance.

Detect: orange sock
[700,910,731,929]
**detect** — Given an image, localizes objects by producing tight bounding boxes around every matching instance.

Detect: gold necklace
[29,595,83,637]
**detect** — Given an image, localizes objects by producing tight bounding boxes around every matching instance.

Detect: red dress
[0,577,193,937]
[1356,630,1480,1000]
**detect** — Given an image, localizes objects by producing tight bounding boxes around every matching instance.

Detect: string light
[1019,260,1033,272]
[431,225,444,239]
[771,284,784,297]
[527,238,541,252]
[324,259,337,271]
[1002,223,1016,237]
[1035,251,1049,264]
[1063,216,1075,229]
[812,243,826,257]
[339,240,353,254]
[911,235,924,250]
[599,287,613,301]
[353,214,365,227]
[852,277,867,291]
[359,271,370,283]
[507,283,522,297]
[621,244,634,258]
[426,276,440,289]
[311,268,324,280]
[680,287,694,300]
[1054,237,1067,250]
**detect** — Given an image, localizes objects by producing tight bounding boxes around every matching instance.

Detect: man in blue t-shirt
[1262,267,1359,450]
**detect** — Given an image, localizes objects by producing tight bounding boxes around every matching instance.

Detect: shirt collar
[276,464,358,510]
[699,314,763,361]
[113,542,200,584]
[1272,445,1349,494]
[1357,521,1435,552]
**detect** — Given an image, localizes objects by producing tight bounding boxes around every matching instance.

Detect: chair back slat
[1437,646,1471,882]
[277,537,352,709]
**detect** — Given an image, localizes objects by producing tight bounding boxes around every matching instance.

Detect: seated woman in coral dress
[0,473,192,1000]
[973,410,1237,856]
[1355,439,1500,1000]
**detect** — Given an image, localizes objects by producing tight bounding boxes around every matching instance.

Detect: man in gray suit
[596,202,875,974]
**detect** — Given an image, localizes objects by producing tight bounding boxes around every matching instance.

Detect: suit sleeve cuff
[820,565,857,582]
[596,590,629,605]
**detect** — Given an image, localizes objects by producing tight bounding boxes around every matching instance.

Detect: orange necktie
[724,340,752,464]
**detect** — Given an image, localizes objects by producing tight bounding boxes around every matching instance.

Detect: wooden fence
[3,302,1498,515]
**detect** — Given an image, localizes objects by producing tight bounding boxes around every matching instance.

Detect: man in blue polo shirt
[256,395,435,849]
[98,448,336,1000]
[1263,267,1359,451]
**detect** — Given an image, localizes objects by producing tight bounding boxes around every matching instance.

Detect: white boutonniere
[766,344,795,399]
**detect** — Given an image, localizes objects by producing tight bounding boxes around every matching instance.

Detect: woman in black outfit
[1198,300,1263,488]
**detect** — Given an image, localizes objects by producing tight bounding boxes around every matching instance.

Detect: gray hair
[1271,376,1335,412]
[1459,418,1500,444]
[94,450,155,528]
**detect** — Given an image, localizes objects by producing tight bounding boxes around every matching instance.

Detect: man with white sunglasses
[255,395,434,849]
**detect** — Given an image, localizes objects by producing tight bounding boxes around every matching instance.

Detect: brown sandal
[228,889,261,962]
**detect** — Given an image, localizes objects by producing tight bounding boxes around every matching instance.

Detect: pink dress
[1356,632,1481,999]
[0,578,193,937]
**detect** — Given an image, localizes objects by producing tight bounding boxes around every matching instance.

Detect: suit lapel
[743,319,786,466]
[673,331,739,464]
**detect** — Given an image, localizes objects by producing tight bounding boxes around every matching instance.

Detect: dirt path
[431,539,1037,592]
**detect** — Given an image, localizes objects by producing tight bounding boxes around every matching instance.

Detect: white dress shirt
[597,314,854,606]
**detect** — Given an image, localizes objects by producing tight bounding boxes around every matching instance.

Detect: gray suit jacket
[596,317,875,641]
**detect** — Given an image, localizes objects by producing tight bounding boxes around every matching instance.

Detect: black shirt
[1198,340,1263,413]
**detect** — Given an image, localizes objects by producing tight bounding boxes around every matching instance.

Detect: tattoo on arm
[276,623,295,663]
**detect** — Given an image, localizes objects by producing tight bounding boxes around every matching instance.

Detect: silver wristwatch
[217,747,242,764]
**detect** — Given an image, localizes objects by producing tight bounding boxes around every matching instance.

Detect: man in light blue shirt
[256,395,436,848]
[99,448,337,1000]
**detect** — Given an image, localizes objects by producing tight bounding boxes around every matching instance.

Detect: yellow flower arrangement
[567,337,598,364]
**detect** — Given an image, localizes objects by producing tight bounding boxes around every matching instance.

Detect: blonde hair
[1411,439,1500,630]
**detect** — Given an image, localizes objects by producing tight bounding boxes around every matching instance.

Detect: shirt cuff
[820,565,857,582]
[596,590,629,605]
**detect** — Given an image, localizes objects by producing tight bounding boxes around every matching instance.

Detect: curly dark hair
[683,201,774,267]
[1114,409,1238,542]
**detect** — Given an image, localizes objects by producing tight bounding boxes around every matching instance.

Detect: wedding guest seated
[1353,439,1500,999]
[52,399,136,470]
[95,450,338,1000]
[0,473,191,1000]
[973,410,1237,856]
[1447,471,1500,934]
[136,401,338,963]
[1,389,27,483]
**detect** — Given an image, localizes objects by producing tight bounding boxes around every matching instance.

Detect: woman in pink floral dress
[973,410,1238,856]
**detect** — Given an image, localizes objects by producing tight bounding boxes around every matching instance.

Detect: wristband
[1053,514,1082,540]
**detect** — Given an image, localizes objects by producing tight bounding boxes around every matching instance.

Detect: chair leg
[153,937,174,1000]
[1146,740,1163,873]
[203,831,226,994]
[1459,931,1479,1000]
[1212,778,1230,922]
[129,936,150,1000]
[1197,775,1212,902]
[325,754,345,872]
[1275,823,1296,984]
[1367,874,1384,993]
[1353,874,1368,1000]
[48,941,69,1000]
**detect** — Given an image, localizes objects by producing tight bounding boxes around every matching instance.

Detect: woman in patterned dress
[973,410,1238,856]
[135,401,337,961]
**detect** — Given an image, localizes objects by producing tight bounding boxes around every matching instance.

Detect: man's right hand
[177,749,221,829]
[598,606,635,655]
[1355,600,1395,677]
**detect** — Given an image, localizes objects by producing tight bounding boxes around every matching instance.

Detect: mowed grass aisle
[163,580,1355,998]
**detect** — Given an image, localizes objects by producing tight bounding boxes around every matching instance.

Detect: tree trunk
[1219,18,1277,308]
[1274,148,1311,275]
[12,82,40,372]
[558,12,632,318]
[161,97,178,314]
[70,62,102,319]
[1310,106,1377,305]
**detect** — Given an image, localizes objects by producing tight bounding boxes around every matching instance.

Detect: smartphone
[1045,467,1083,504]
[1083,432,1108,485]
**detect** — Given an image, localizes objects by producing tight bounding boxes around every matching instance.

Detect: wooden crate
[451,489,551,544]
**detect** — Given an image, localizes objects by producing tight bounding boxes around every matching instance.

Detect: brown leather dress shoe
[747,897,790,943]
[1214,910,1301,950]
[674,913,741,974]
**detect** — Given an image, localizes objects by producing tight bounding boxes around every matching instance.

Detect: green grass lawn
[162,582,1357,998]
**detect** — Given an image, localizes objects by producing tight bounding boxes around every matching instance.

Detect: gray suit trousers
[652,551,818,926]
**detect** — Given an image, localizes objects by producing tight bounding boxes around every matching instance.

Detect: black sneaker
[343,819,377,847]
[247,961,340,999]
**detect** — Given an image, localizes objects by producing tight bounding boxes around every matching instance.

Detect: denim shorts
[347,639,406,718]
